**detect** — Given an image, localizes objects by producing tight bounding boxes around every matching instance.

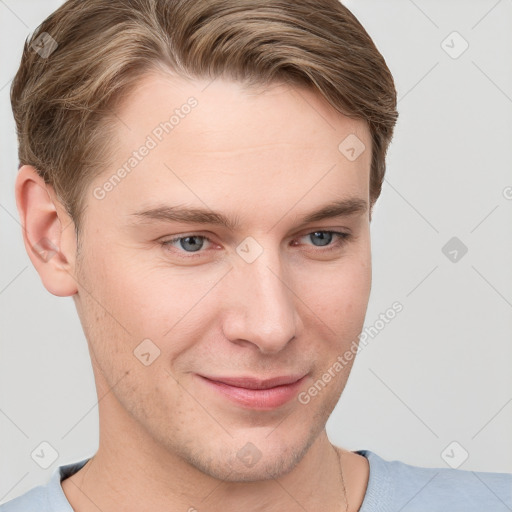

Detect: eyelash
[160,230,352,259]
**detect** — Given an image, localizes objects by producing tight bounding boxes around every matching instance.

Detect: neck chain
[333,445,349,512]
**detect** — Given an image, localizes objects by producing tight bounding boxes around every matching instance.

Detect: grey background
[1,0,511,502]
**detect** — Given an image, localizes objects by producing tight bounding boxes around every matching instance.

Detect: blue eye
[296,230,351,252]
[307,231,336,247]
[161,230,350,258]
[167,235,207,252]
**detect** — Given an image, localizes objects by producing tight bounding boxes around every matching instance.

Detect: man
[2,0,511,511]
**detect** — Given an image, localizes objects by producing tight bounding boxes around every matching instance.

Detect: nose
[221,245,300,354]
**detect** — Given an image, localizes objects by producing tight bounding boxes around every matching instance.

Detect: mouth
[196,374,308,410]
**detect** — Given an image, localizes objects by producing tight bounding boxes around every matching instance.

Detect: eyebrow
[128,198,368,231]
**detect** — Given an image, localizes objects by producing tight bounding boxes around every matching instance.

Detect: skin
[16,73,373,512]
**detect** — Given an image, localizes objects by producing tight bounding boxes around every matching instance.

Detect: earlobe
[14,165,79,297]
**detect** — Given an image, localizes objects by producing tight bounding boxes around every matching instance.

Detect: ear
[15,165,79,297]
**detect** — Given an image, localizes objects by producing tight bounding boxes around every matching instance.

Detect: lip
[197,374,307,410]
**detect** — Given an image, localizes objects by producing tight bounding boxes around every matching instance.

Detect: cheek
[80,245,169,332]
[80,250,223,372]
[298,249,371,333]
[74,245,150,371]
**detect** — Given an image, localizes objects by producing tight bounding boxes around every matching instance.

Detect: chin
[202,449,302,483]
[182,424,321,483]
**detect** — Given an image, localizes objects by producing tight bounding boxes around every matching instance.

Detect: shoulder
[0,481,50,512]
[0,458,90,512]
[356,449,512,512]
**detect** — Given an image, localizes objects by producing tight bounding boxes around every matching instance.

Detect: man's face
[73,73,372,481]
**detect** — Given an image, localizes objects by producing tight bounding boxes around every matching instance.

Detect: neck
[62,427,363,512]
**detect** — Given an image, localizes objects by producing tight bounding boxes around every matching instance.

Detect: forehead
[112,72,370,151]
[87,72,371,227]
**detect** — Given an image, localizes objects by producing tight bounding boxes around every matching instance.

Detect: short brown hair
[11,0,398,235]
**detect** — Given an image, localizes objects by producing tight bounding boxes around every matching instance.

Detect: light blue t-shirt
[1,449,511,511]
